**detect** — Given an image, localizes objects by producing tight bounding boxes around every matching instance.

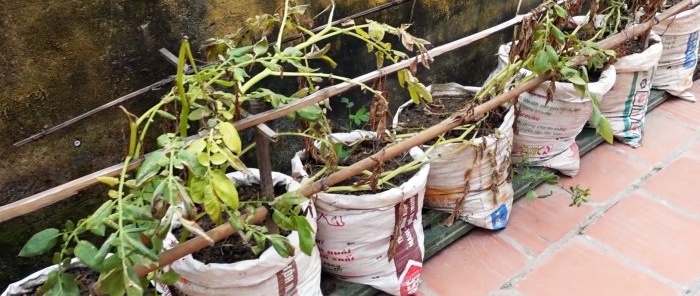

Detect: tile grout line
[636,189,700,222]
[497,121,700,291]
[685,278,700,295]
[496,231,536,260]
[583,234,687,293]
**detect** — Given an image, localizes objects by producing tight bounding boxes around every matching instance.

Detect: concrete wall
[0,0,537,286]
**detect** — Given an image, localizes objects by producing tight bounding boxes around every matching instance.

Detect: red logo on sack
[399,261,423,296]
[317,213,345,227]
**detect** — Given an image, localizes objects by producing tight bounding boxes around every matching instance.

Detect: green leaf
[592,107,614,144]
[157,271,181,286]
[217,122,242,154]
[136,151,167,184]
[99,267,126,296]
[187,176,207,203]
[551,26,566,43]
[566,73,587,86]
[75,240,102,271]
[272,210,295,230]
[124,233,159,262]
[397,69,407,87]
[354,27,370,39]
[187,139,207,153]
[544,44,558,65]
[532,50,550,74]
[368,20,385,41]
[292,216,315,256]
[19,228,60,257]
[553,4,568,18]
[220,147,248,171]
[197,152,210,167]
[87,201,114,236]
[260,60,280,71]
[526,190,537,202]
[43,272,79,296]
[211,170,239,210]
[296,106,322,122]
[268,234,294,258]
[228,45,253,57]
[253,37,268,56]
[232,67,249,82]
[177,150,207,178]
[282,46,304,57]
[210,152,227,165]
[97,176,120,187]
[156,110,177,120]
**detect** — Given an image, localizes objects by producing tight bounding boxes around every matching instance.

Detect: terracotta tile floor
[417,80,700,296]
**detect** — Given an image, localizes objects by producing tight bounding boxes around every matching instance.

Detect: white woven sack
[594,32,663,147]
[163,169,322,296]
[652,3,700,101]
[512,66,617,176]
[290,131,429,296]
[392,83,515,230]
[2,259,82,296]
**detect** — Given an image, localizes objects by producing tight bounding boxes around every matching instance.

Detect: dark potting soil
[614,37,648,56]
[26,266,98,296]
[307,138,416,193]
[173,184,289,265]
[395,96,506,144]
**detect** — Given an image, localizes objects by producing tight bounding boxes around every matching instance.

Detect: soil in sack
[305,138,416,194]
[395,95,507,142]
[172,184,289,265]
[165,170,322,296]
[594,32,663,147]
[652,2,700,101]
[291,131,429,296]
[393,85,515,230]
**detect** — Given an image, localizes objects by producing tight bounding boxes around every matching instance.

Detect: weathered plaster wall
[0,0,537,287]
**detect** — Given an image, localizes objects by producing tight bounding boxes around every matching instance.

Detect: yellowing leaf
[96,176,119,187]
[211,170,239,210]
[210,152,227,165]
[217,122,241,154]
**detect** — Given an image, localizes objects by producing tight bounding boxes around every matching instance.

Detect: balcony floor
[416,80,700,296]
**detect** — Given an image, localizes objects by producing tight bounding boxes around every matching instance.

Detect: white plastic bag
[291,131,429,296]
[2,259,82,296]
[595,32,663,147]
[512,66,617,176]
[392,83,515,230]
[652,3,700,101]
[163,169,322,296]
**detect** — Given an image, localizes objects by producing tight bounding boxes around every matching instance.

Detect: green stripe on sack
[623,72,638,141]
